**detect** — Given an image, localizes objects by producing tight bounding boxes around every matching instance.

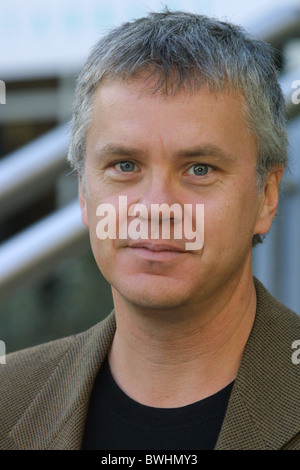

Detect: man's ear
[254,165,284,237]
[78,173,89,228]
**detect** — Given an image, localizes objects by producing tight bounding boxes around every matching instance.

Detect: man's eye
[115,161,139,172]
[187,164,212,176]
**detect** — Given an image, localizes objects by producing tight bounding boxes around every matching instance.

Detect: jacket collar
[10,279,300,450]
[215,278,300,449]
[9,312,116,450]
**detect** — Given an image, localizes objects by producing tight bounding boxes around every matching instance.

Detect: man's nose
[130,172,183,232]
[137,171,180,213]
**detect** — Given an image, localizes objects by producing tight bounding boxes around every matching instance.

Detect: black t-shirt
[81,357,233,450]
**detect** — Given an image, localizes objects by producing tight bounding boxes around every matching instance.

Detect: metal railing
[0,201,89,297]
[0,122,70,218]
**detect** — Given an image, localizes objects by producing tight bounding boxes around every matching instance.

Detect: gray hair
[68,9,288,245]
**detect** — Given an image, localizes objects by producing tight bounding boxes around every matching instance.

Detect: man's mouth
[127,242,187,261]
[128,242,186,252]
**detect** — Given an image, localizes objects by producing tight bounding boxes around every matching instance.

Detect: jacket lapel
[9,312,116,450]
[216,278,300,449]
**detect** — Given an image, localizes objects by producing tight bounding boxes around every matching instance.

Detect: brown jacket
[0,278,299,450]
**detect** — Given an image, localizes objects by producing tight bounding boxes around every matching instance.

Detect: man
[0,10,299,450]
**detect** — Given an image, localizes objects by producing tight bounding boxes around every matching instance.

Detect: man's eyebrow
[174,145,236,162]
[96,144,146,158]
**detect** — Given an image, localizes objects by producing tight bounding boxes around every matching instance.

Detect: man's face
[80,79,270,312]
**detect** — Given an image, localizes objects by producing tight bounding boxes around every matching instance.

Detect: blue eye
[115,161,138,172]
[187,164,211,176]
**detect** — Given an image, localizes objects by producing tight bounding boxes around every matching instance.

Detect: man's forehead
[90,78,251,144]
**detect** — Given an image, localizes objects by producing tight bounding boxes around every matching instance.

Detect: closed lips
[128,243,186,252]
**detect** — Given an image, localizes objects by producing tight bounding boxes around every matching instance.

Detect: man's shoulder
[0,313,116,448]
[217,279,300,450]
[0,311,114,391]
[0,334,73,447]
[1,332,76,382]
[1,311,115,377]
[0,333,76,434]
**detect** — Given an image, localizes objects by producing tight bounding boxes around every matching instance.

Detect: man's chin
[111,284,191,312]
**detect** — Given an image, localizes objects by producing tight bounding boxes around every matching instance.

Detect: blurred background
[0,0,299,353]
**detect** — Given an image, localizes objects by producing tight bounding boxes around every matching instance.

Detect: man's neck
[108,270,256,408]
